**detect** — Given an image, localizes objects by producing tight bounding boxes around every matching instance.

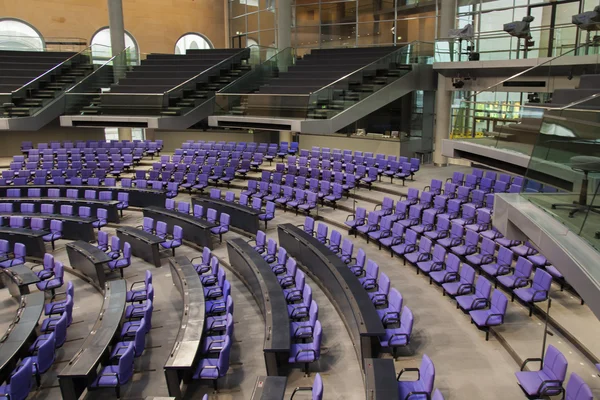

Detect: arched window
[247,38,258,48]
[90,27,139,65]
[0,18,44,51]
[175,33,213,54]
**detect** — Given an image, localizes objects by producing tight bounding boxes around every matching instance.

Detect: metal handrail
[0,44,103,97]
[464,41,595,100]
[217,46,295,94]
[164,47,251,96]
[65,46,131,94]
[307,41,423,97]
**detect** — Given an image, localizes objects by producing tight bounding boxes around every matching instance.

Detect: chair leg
[120,269,124,278]
[485,330,490,341]
[115,385,120,399]
[52,240,55,250]
[172,248,175,256]
[35,372,41,387]
[213,379,218,392]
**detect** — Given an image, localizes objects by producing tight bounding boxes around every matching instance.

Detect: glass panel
[259,29,276,47]
[357,20,394,46]
[321,24,356,48]
[260,10,276,30]
[293,25,320,47]
[174,34,212,55]
[296,4,321,26]
[231,17,247,36]
[90,28,139,65]
[247,12,259,33]
[231,0,247,18]
[321,2,357,25]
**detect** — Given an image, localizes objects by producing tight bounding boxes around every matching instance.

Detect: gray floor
[1,154,599,399]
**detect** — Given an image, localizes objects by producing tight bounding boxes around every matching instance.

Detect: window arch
[90,27,139,65]
[175,33,213,54]
[0,18,44,51]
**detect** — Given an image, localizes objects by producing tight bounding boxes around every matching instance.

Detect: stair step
[160,110,181,116]
[20,102,43,107]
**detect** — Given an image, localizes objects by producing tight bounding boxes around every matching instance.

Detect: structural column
[276,0,292,50]
[118,127,132,141]
[108,0,126,79]
[433,0,456,166]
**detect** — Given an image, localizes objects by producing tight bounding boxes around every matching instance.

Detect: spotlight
[452,78,465,89]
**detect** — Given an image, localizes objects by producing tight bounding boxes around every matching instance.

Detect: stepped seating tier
[0,49,94,118]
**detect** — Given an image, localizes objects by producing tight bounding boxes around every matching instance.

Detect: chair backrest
[446,253,460,273]
[515,257,533,278]
[316,223,328,241]
[481,238,496,256]
[388,288,403,312]
[367,212,380,227]
[207,208,217,223]
[50,219,62,233]
[330,230,341,247]
[366,259,379,279]
[378,273,390,295]
[267,238,277,255]
[465,229,479,247]
[165,198,175,210]
[565,373,593,400]
[531,269,552,300]
[497,246,513,267]
[432,244,446,263]
[220,213,230,228]
[177,202,190,214]
[312,373,323,400]
[400,306,414,336]
[490,290,508,320]
[8,356,32,399]
[475,276,492,299]
[460,264,476,284]
[117,342,135,384]
[418,355,436,395]
[355,248,366,267]
[405,229,418,245]
[30,217,44,231]
[542,345,568,384]
[155,221,168,237]
[419,236,432,253]
[391,222,405,238]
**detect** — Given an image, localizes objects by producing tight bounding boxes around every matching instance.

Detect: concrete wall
[0,0,227,53]
[298,134,402,157]
[150,129,278,152]
[0,119,105,157]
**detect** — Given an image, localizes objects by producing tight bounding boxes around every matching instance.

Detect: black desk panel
[364,358,399,400]
[58,280,126,400]
[0,227,47,259]
[192,197,261,235]
[226,238,290,376]
[0,185,166,208]
[0,212,96,243]
[66,241,112,288]
[0,291,44,383]
[116,226,164,268]
[277,224,384,368]
[0,265,40,297]
[250,376,287,400]
[0,198,119,223]
[143,207,215,250]
[164,256,205,399]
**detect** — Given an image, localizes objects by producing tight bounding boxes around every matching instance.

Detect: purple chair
[358,260,379,290]
[424,179,443,195]
[356,212,380,240]
[429,251,461,286]
[0,243,26,268]
[470,289,508,340]
[298,216,315,236]
[9,216,25,228]
[442,264,475,297]
[411,209,436,235]
[513,268,552,316]
[32,253,54,281]
[177,201,190,214]
[36,261,64,296]
[497,257,533,290]
[116,192,129,217]
[417,244,446,276]
[338,238,354,264]
[288,320,321,374]
[348,248,366,276]
[108,242,131,277]
[298,192,317,216]
[450,229,479,257]
[315,222,328,244]
[379,222,404,252]
[192,336,231,390]
[564,373,593,400]
[456,276,492,312]
[0,357,33,400]
[396,354,435,400]
[423,216,450,241]
[391,229,418,259]
[515,345,567,398]
[368,216,394,249]
[398,205,421,229]
[465,237,496,267]
[43,220,63,250]
[380,306,413,358]
[92,209,108,230]
[210,213,230,243]
[372,197,394,219]
[344,207,367,235]
[405,236,433,267]
[480,246,514,280]
[161,225,183,255]
[90,341,135,397]
[258,201,276,229]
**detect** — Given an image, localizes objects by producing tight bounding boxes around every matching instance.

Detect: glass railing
[65,47,251,116]
[214,47,300,118]
[0,35,88,52]
[305,41,434,120]
[64,47,134,114]
[435,25,599,63]
[520,93,600,252]
[0,44,100,118]
[215,41,434,120]
[449,40,600,157]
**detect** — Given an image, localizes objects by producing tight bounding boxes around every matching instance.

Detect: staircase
[2,59,94,118]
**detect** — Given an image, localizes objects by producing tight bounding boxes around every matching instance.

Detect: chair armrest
[417,253,432,262]
[458,283,474,294]
[444,272,459,282]
[450,238,464,247]
[431,261,445,271]
[406,391,431,400]
[374,204,382,211]
[397,367,420,381]
[514,277,531,287]
[531,289,549,301]
[290,387,313,400]
[470,297,489,309]
[520,357,543,371]
[481,255,495,264]
[405,244,417,253]
[391,237,404,246]
[538,380,565,397]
